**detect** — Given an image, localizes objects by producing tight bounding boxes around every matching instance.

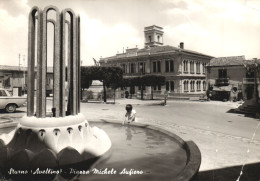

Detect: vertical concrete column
[77,15,81,113]
[61,11,69,117]
[47,18,61,117]
[41,6,60,118]
[72,12,77,115]
[27,6,81,117]
[27,7,42,117]
[64,9,77,115]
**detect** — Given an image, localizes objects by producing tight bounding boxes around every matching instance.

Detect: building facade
[99,25,213,99]
[206,56,260,101]
[0,65,53,96]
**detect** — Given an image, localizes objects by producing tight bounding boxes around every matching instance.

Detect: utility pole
[23,55,26,94]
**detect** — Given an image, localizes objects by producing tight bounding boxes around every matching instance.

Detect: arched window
[190,61,194,74]
[184,80,189,92]
[203,81,207,91]
[183,60,188,73]
[190,80,195,92]
[197,81,201,91]
[196,62,201,74]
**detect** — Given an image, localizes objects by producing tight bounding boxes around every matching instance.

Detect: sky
[0,0,260,67]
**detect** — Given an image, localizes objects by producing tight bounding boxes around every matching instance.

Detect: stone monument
[0,5,111,170]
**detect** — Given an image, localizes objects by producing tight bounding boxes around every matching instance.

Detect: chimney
[180,42,184,49]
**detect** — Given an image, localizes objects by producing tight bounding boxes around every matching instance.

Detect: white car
[0,89,27,113]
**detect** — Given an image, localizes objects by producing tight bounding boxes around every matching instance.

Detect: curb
[89,119,201,181]
[0,121,18,129]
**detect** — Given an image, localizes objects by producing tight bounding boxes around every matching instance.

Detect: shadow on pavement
[194,162,260,181]
[0,110,26,114]
[226,109,258,119]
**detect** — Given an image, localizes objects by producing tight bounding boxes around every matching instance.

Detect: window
[184,81,189,92]
[157,61,161,72]
[153,61,161,73]
[157,36,160,42]
[166,81,174,91]
[149,36,152,42]
[165,60,174,73]
[183,60,188,73]
[218,69,227,78]
[203,81,207,91]
[130,63,135,73]
[165,60,169,72]
[196,81,201,91]
[196,63,201,74]
[190,61,194,74]
[190,80,195,92]
[170,60,174,72]
[153,62,157,72]
[0,90,7,96]
[202,63,206,74]
[139,62,145,73]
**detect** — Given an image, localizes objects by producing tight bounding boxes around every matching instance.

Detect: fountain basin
[0,120,201,181]
[78,121,201,181]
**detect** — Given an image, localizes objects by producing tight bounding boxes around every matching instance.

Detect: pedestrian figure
[123,104,136,125]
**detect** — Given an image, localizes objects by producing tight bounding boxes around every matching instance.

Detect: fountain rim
[89,119,201,181]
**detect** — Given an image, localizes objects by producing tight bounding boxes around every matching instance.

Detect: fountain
[0,6,201,181]
[0,5,111,180]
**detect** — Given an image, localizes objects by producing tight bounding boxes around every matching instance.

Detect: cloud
[80,12,141,65]
[1,0,260,66]
[0,0,29,66]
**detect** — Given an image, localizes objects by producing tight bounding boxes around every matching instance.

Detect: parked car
[207,86,231,101]
[0,88,27,113]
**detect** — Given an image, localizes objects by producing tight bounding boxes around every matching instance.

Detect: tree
[142,75,166,100]
[81,66,123,102]
[121,75,166,100]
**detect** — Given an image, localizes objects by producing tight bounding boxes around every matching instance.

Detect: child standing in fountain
[123,104,136,125]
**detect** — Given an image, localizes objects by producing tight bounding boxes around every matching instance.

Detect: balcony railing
[215,78,229,86]
[242,78,260,84]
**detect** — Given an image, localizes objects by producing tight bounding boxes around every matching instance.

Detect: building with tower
[99,25,214,100]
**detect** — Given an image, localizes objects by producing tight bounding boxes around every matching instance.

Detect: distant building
[206,56,260,101]
[99,25,213,99]
[0,65,53,96]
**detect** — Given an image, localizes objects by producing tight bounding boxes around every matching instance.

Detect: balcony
[242,78,260,84]
[215,78,229,86]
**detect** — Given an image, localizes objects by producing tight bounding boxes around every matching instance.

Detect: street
[0,99,259,180]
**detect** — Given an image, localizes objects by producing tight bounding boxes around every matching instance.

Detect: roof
[0,65,53,73]
[100,45,213,62]
[208,56,247,67]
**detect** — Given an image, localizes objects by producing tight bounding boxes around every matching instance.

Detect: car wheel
[5,104,16,113]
